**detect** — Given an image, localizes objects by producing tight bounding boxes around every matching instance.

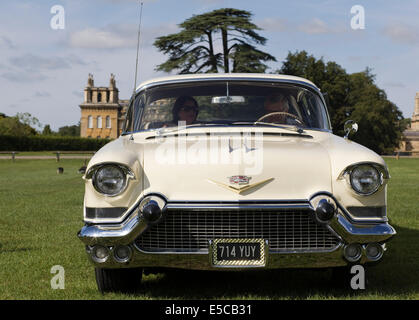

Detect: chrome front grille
[135,209,340,253]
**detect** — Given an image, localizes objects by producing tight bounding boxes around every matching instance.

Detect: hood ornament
[228,136,258,153]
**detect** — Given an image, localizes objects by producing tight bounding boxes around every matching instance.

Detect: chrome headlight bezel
[85,163,135,197]
[339,162,389,196]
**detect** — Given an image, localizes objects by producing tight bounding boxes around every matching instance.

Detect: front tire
[95,267,143,294]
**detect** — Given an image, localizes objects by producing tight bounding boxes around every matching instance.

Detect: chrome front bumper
[78,200,396,270]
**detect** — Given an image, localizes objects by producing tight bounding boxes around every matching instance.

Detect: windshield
[123,81,330,133]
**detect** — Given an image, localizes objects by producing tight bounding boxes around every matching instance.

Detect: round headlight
[350,164,382,195]
[93,165,126,196]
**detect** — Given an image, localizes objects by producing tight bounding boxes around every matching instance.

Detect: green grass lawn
[0,158,418,299]
[0,151,94,156]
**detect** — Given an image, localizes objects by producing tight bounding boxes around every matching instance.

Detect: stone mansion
[79,74,129,139]
[399,93,419,155]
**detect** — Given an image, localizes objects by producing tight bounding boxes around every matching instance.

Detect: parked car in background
[78,73,396,293]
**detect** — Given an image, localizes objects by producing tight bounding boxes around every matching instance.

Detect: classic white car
[78,73,396,293]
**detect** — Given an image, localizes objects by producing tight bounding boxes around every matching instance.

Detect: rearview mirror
[211,96,245,104]
[344,120,358,139]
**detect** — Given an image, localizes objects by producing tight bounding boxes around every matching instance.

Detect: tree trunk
[221,27,229,73]
[207,31,218,72]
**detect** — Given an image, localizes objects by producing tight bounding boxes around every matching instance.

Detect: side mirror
[344,120,358,139]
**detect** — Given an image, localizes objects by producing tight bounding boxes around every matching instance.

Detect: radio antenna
[133,1,144,95]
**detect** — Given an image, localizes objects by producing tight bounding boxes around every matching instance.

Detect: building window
[97,92,102,102]
[88,115,93,128]
[106,116,111,128]
[97,116,102,128]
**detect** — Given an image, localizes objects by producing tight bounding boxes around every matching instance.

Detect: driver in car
[261,93,299,125]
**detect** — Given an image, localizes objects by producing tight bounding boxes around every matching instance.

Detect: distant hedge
[0,135,111,151]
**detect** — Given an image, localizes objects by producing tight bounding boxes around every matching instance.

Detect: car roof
[135,73,319,93]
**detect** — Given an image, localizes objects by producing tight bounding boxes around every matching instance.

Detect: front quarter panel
[321,133,388,209]
[83,136,144,212]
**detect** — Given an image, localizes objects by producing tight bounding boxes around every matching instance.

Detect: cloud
[9,53,87,72]
[34,91,51,98]
[298,18,331,34]
[2,53,89,83]
[69,26,137,49]
[0,35,16,49]
[257,17,346,36]
[257,18,288,32]
[69,23,178,49]
[382,23,419,45]
[1,71,48,83]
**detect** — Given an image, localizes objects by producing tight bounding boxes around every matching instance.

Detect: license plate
[212,239,266,267]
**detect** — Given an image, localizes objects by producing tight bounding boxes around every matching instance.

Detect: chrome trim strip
[78,195,395,249]
[330,214,396,244]
[135,77,321,95]
[166,203,311,211]
[121,78,332,136]
[78,210,148,246]
[122,126,333,136]
[85,242,356,270]
[84,162,135,198]
[85,162,135,180]
[338,162,390,197]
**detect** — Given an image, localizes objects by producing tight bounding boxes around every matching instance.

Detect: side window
[123,94,145,133]
[123,102,134,133]
[133,94,145,131]
[298,92,329,129]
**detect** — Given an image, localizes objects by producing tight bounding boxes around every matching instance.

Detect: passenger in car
[162,96,199,127]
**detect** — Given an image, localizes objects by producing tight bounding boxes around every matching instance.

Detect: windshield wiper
[230,121,305,134]
[152,123,223,136]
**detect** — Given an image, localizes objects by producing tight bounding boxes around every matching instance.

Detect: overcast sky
[1,0,418,130]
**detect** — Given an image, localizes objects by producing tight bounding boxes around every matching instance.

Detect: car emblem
[229,175,251,186]
[208,177,274,195]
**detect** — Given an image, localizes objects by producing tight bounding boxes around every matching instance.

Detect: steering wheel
[256,112,304,125]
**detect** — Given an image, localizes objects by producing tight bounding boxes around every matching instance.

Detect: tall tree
[0,115,38,136]
[42,124,53,135]
[278,50,406,154]
[154,8,275,74]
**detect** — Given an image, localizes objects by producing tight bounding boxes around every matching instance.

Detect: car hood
[86,128,387,208]
[140,131,332,201]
